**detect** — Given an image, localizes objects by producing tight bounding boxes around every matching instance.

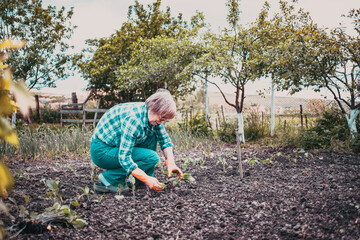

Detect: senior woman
[90,89,183,193]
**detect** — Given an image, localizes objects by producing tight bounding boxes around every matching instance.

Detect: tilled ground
[2,145,360,239]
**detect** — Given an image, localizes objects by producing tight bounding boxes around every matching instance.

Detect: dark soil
[2,145,360,239]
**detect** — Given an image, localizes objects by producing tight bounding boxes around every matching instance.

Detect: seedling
[216,157,229,172]
[34,203,86,229]
[41,178,63,204]
[90,163,97,181]
[166,173,195,187]
[127,175,136,196]
[68,167,77,176]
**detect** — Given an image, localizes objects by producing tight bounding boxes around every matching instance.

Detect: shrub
[295,107,360,152]
[350,133,360,153]
[217,121,236,143]
[178,112,212,137]
[244,110,267,141]
[33,105,61,123]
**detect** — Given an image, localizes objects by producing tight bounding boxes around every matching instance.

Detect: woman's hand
[166,159,183,179]
[131,168,164,191]
[145,176,165,191]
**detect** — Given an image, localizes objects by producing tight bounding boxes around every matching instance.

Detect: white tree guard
[345,109,359,138]
[270,81,275,137]
[238,112,245,143]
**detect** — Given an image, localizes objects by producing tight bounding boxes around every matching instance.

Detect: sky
[41,0,360,99]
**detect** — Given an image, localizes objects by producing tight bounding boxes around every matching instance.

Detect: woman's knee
[147,150,159,165]
[132,147,159,165]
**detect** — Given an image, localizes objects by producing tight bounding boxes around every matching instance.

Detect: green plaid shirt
[91,102,173,174]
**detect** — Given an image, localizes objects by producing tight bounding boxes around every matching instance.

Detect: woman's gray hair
[145,89,176,119]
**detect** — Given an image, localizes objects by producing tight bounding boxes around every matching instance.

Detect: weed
[41,178,63,204]
[216,157,230,172]
[166,173,195,187]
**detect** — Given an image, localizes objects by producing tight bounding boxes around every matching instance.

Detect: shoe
[94,182,128,193]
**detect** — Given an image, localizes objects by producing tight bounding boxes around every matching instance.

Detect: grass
[0,124,93,161]
[1,110,357,162]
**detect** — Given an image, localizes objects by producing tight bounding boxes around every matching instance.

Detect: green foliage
[261,1,360,134]
[216,111,267,143]
[117,37,206,99]
[292,108,360,151]
[76,0,205,104]
[244,110,267,141]
[216,157,230,172]
[33,105,61,124]
[0,125,92,161]
[0,0,75,89]
[178,111,212,136]
[166,173,195,187]
[350,133,360,153]
[218,121,236,144]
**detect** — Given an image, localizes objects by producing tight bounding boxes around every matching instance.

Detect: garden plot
[2,145,360,239]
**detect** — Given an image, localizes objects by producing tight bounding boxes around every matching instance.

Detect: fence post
[82,103,86,129]
[34,95,41,123]
[300,104,303,127]
[221,105,227,125]
[93,98,101,128]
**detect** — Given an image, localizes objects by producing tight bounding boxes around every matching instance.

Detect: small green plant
[90,163,97,181]
[37,178,86,229]
[127,175,136,197]
[216,157,230,172]
[166,173,195,187]
[244,158,261,168]
[41,178,63,204]
[35,202,86,229]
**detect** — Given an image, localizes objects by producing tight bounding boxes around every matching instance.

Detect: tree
[116,37,206,99]
[0,0,75,89]
[266,2,360,138]
[76,0,205,105]
[202,0,267,143]
[181,0,271,178]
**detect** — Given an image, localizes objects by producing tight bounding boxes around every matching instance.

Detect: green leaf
[72,219,86,229]
[71,201,80,207]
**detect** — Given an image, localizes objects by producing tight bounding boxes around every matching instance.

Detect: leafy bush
[33,105,61,123]
[218,121,236,143]
[178,112,212,136]
[244,110,267,141]
[295,108,360,151]
[350,133,360,153]
[217,111,267,143]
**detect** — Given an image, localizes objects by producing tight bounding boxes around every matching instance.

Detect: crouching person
[90,89,183,193]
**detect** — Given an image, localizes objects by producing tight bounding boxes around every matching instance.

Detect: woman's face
[148,109,167,126]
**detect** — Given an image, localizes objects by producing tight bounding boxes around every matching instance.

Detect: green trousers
[90,134,159,187]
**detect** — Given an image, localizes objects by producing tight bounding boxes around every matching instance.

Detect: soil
[2,144,360,240]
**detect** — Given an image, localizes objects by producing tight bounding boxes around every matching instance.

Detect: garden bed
[2,145,360,239]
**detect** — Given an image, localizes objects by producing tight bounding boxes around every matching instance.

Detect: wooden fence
[60,102,108,128]
[60,90,108,128]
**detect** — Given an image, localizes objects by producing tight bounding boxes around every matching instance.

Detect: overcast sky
[41,0,360,99]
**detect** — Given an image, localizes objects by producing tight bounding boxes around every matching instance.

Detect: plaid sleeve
[118,116,141,174]
[154,124,173,150]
